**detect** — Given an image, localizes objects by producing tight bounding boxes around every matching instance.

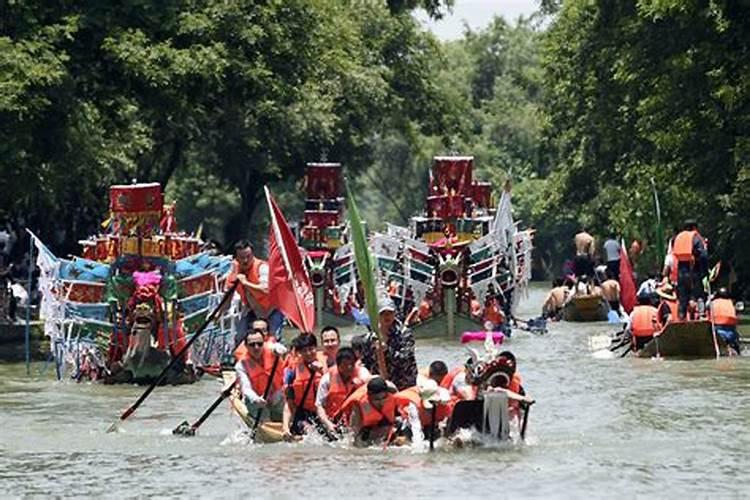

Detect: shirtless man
[573,228,595,278]
[542,279,568,319]
[600,271,621,311]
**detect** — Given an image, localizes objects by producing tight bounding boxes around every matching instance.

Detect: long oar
[173,329,255,436]
[106,281,238,433]
[429,405,437,451]
[249,354,282,441]
[520,401,534,440]
[619,345,633,358]
[173,380,237,436]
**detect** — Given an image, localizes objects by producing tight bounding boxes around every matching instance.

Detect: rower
[234,328,287,424]
[601,270,621,313]
[426,360,472,401]
[315,347,371,435]
[628,293,660,352]
[394,380,452,443]
[320,325,340,368]
[282,334,326,441]
[542,278,567,319]
[709,288,741,355]
[338,377,399,446]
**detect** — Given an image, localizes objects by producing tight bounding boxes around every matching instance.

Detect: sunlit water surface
[1,284,749,498]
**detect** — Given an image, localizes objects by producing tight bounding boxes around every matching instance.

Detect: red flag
[619,239,637,313]
[265,187,315,332]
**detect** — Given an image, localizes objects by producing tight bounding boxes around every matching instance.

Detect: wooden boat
[562,294,609,322]
[635,320,728,358]
[222,369,284,443]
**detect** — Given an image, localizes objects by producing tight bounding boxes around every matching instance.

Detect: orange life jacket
[672,230,705,264]
[394,387,452,427]
[291,362,322,412]
[484,302,504,325]
[324,366,364,417]
[439,367,464,391]
[658,299,679,327]
[337,385,397,428]
[230,258,272,311]
[631,305,659,337]
[240,346,284,396]
[418,300,432,320]
[711,298,737,326]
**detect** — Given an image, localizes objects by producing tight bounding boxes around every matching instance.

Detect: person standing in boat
[226,241,286,341]
[708,288,741,355]
[573,227,596,278]
[360,298,418,391]
[671,220,708,320]
[602,236,621,280]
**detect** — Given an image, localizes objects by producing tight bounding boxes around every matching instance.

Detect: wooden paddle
[520,401,534,440]
[106,281,238,433]
[429,405,437,451]
[173,380,238,437]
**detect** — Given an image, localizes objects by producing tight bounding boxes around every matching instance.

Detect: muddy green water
[1,284,749,498]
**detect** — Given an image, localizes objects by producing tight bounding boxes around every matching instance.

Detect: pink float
[460,331,505,344]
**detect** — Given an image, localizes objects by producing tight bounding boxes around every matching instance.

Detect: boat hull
[222,370,284,443]
[636,320,728,359]
[562,295,609,322]
[411,311,484,339]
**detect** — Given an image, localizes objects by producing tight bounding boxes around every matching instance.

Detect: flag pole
[24,232,34,375]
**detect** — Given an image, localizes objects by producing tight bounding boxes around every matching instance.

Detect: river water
[1,284,749,498]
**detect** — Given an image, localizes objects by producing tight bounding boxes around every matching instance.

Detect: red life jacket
[324,366,364,417]
[711,298,737,326]
[631,305,659,337]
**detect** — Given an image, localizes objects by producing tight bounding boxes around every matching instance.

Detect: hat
[367,377,396,395]
[656,284,676,301]
[378,298,396,314]
[417,379,451,409]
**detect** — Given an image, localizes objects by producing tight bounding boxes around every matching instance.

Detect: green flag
[345,184,379,331]
[650,178,665,269]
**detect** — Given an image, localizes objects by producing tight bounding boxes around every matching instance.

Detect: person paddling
[338,377,400,446]
[282,334,326,441]
[628,294,660,352]
[235,327,287,424]
[315,347,371,435]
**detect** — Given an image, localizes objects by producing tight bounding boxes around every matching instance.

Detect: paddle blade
[172,421,196,437]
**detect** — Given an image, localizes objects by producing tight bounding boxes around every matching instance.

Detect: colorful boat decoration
[308,156,534,338]
[30,183,235,384]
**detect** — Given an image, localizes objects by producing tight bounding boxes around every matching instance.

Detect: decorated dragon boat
[345,156,533,338]
[30,183,235,384]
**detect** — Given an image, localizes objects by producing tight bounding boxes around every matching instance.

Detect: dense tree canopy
[3,0,749,295]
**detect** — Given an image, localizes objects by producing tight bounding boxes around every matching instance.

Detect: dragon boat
[635,320,728,358]
[357,156,534,338]
[30,183,236,384]
[562,294,610,322]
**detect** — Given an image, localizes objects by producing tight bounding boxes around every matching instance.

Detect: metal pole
[24,235,34,375]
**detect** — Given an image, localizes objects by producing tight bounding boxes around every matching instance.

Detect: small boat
[562,294,609,322]
[635,320,728,358]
